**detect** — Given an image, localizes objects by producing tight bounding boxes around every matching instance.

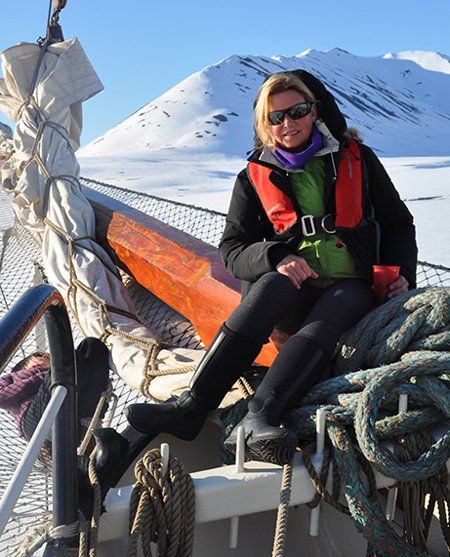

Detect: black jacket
[219,142,417,290]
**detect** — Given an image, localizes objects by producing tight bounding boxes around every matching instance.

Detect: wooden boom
[84,187,278,366]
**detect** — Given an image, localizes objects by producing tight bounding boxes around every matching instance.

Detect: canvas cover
[0,38,205,394]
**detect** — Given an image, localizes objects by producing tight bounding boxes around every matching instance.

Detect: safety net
[0,180,449,555]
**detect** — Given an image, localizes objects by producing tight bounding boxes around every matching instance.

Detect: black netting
[0,200,54,554]
[416,261,450,288]
[1,182,449,554]
[81,178,227,247]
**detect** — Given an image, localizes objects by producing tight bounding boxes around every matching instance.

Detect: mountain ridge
[76,48,450,159]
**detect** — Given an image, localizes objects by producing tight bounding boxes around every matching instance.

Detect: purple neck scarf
[273,125,324,170]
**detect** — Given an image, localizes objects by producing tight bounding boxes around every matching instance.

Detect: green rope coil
[334,288,450,374]
[355,352,450,482]
[220,287,450,554]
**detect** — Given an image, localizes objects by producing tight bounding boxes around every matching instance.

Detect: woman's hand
[276,255,319,289]
[387,275,409,298]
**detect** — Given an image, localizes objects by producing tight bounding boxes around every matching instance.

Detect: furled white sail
[0,38,205,394]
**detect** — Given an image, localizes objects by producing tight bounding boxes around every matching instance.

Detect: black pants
[226,273,374,414]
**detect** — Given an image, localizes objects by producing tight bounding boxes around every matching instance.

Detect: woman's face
[267,89,317,152]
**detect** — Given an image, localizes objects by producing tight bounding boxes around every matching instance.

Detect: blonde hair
[254,73,317,149]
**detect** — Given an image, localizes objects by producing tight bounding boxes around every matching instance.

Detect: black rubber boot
[224,338,326,466]
[125,390,208,439]
[125,324,263,439]
[78,424,165,516]
[224,392,298,466]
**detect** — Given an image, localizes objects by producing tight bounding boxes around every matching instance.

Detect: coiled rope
[222,287,450,555]
[127,448,196,557]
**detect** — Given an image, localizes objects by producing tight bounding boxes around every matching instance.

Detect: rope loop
[355,351,450,482]
[127,447,196,557]
[221,287,450,555]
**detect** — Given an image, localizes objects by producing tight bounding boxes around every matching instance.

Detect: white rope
[49,520,79,539]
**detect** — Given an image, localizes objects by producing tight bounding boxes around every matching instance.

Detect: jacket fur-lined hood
[344,127,363,142]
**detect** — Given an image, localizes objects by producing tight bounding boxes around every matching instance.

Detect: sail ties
[1,38,204,395]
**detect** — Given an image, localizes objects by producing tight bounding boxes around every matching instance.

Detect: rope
[15,453,103,557]
[302,441,348,514]
[74,458,102,557]
[392,429,450,551]
[45,0,53,32]
[49,521,79,539]
[271,461,293,557]
[8,59,199,399]
[355,352,450,482]
[77,391,109,456]
[220,287,450,555]
[86,458,102,557]
[14,514,52,556]
[127,448,196,557]
[237,375,254,398]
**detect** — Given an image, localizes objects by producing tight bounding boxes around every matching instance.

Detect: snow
[79,152,243,211]
[385,157,450,265]
[2,47,447,267]
[79,49,450,159]
[383,51,450,75]
[79,152,450,267]
[77,48,450,268]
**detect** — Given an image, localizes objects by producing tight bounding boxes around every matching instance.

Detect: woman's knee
[329,279,374,313]
[246,272,296,305]
[225,272,297,341]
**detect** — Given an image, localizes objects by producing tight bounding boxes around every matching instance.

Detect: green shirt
[291,157,359,287]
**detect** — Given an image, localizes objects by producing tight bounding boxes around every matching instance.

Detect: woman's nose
[283,113,295,126]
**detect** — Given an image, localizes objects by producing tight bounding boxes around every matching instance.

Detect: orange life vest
[247,139,364,234]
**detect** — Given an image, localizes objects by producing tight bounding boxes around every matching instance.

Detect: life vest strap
[335,139,363,228]
[247,163,297,235]
[300,214,336,237]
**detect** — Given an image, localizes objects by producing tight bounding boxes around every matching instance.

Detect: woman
[126,70,417,465]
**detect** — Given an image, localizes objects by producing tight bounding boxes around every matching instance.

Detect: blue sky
[1,0,449,145]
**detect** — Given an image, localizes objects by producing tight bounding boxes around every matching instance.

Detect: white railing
[0,386,67,536]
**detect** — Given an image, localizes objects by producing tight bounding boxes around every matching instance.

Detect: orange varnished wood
[84,187,278,366]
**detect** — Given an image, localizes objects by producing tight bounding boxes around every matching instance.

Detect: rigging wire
[45,0,53,31]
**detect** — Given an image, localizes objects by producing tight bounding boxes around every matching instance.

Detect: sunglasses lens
[268,110,284,125]
[288,102,312,120]
[268,102,312,126]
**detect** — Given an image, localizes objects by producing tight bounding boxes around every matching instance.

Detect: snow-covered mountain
[80,48,450,160]
[383,51,450,75]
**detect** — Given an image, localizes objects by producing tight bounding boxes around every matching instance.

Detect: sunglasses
[268,101,313,126]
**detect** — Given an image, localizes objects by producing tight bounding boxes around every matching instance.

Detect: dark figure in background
[0,338,109,443]
[126,70,417,465]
